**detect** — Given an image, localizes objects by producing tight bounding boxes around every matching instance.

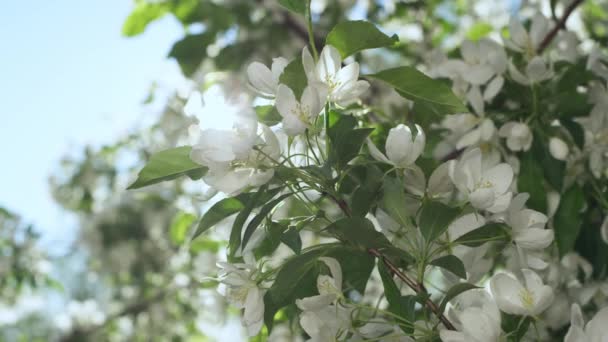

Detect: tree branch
[537,0,585,53]
[329,196,456,331]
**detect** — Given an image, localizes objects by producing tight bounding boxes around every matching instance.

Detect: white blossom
[367,124,425,168]
[549,137,569,160]
[565,304,608,342]
[490,269,554,316]
[217,260,266,336]
[448,148,513,213]
[302,45,370,106]
[498,121,533,152]
[441,290,502,342]
[504,193,553,251]
[247,57,289,97]
[276,84,326,136]
[504,14,550,55]
[509,56,554,85]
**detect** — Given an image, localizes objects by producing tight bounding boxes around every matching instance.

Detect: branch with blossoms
[129,1,608,341]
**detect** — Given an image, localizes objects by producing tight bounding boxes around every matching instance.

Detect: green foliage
[327,114,373,169]
[169,33,215,77]
[350,165,383,217]
[378,262,416,332]
[430,255,467,279]
[255,105,282,126]
[278,0,306,15]
[326,217,391,250]
[554,184,585,256]
[381,177,410,227]
[279,57,307,99]
[122,1,170,37]
[368,66,467,115]
[439,282,479,312]
[170,211,197,245]
[517,149,548,213]
[326,20,398,58]
[242,193,292,249]
[418,201,461,242]
[128,146,205,189]
[453,222,510,247]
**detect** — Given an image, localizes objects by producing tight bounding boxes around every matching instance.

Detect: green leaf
[326,217,391,250]
[453,222,510,247]
[554,184,585,256]
[368,67,466,115]
[518,149,547,212]
[280,227,302,254]
[278,57,307,99]
[170,212,197,245]
[242,193,292,249]
[263,245,327,330]
[382,177,410,227]
[327,114,373,169]
[430,255,467,279]
[128,147,205,189]
[278,0,306,14]
[418,201,461,242]
[439,282,479,312]
[122,2,169,37]
[562,119,585,149]
[326,20,398,58]
[378,262,416,333]
[466,22,493,41]
[255,105,282,126]
[326,246,375,294]
[169,32,215,77]
[502,313,532,342]
[350,165,383,217]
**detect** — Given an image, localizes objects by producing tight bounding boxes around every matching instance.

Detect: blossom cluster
[130,7,608,342]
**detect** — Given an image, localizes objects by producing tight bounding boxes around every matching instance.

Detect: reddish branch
[537,0,585,53]
[330,196,456,330]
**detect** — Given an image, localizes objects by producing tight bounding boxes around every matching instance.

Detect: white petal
[439,330,467,342]
[275,84,298,118]
[470,188,495,210]
[508,62,531,86]
[448,213,486,240]
[366,138,392,164]
[301,85,322,120]
[484,163,514,195]
[318,257,343,291]
[467,86,485,115]
[317,45,342,82]
[526,57,552,83]
[549,137,569,160]
[514,228,554,250]
[271,57,289,81]
[403,165,426,197]
[247,62,276,96]
[386,124,414,167]
[508,17,528,49]
[530,13,549,49]
[428,162,454,199]
[484,76,504,101]
[302,46,317,82]
[490,272,527,315]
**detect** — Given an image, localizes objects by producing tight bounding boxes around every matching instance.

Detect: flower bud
[549,137,569,160]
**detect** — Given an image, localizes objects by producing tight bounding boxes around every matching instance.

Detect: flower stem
[305,0,318,61]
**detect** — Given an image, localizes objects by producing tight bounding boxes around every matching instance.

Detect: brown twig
[329,195,456,330]
[537,0,585,53]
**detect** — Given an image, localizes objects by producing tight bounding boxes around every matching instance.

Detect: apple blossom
[367,124,425,168]
[490,269,554,316]
[441,292,502,342]
[302,45,370,106]
[217,260,266,336]
[275,84,326,136]
[565,304,608,342]
[498,121,533,152]
[448,148,513,213]
[549,137,569,160]
[504,193,553,250]
[247,57,289,97]
[505,14,550,55]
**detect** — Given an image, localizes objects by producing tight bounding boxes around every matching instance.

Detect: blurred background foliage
[1,0,608,341]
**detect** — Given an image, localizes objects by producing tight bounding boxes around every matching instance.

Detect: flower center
[519,288,535,310]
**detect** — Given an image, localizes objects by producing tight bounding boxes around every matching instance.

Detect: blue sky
[0,2,184,244]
